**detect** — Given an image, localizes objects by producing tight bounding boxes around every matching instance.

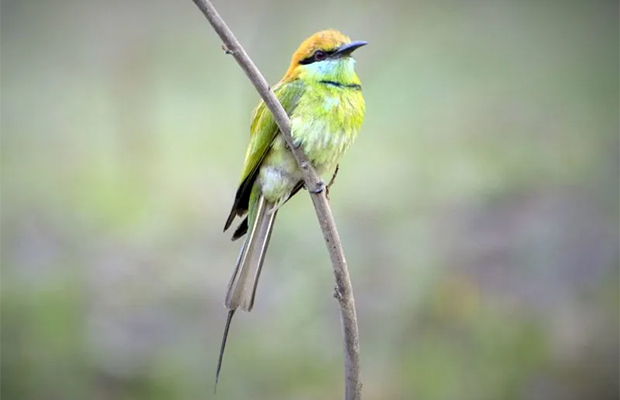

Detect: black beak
[333,40,368,57]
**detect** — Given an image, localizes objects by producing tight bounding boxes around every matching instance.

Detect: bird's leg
[309,179,326,194]
[306,164,339,198]
[221,44,235,55]
[325,164,340,201]
[284,138,303,150]
[333,285,343,301]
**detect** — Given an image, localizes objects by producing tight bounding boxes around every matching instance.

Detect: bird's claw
[293,139,303,149]
[284,139,302,151]
[333,286,343,301]
[221,44,235,55]
[310,180,325,194]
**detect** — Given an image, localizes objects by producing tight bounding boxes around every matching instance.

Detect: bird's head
[282,29,367,84]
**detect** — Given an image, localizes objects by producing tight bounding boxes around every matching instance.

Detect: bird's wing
[224,80,304,231]
[230,180,304,241]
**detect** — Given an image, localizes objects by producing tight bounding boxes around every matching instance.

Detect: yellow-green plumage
[216,29,366,387]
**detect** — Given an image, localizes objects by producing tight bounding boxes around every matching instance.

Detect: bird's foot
[333,285,343,301]
[309,180,325,194]
[221,44,235,55]
[285,139,303,150]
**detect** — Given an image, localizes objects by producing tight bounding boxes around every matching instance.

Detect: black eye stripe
[298,49,336,65]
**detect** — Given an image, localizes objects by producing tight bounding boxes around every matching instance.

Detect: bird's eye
[314,50,327,61]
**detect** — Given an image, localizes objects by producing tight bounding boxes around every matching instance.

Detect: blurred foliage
[1,0,618,399]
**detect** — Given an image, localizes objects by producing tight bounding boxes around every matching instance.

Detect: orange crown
[282,30,351,81]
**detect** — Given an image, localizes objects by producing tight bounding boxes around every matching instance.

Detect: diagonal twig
[191,1,362,399]
[326,164,340,200]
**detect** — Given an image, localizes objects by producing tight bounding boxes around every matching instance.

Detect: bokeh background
[2,1,618,399]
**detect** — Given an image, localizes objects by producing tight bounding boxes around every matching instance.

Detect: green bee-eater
[216,29,366,385]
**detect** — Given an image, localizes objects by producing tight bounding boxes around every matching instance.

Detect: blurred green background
[2,0,618,399]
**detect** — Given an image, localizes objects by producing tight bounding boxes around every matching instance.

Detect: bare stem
[326,164,340,200]
[190,1,362,398]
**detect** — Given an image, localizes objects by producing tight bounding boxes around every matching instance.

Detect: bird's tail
[225,193,277,312]
[215,193,276,391]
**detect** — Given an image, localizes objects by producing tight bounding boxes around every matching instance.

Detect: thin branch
[326,164,340,200]
[190,1,362,399]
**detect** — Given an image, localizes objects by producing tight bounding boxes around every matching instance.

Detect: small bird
[216,29,366,387]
